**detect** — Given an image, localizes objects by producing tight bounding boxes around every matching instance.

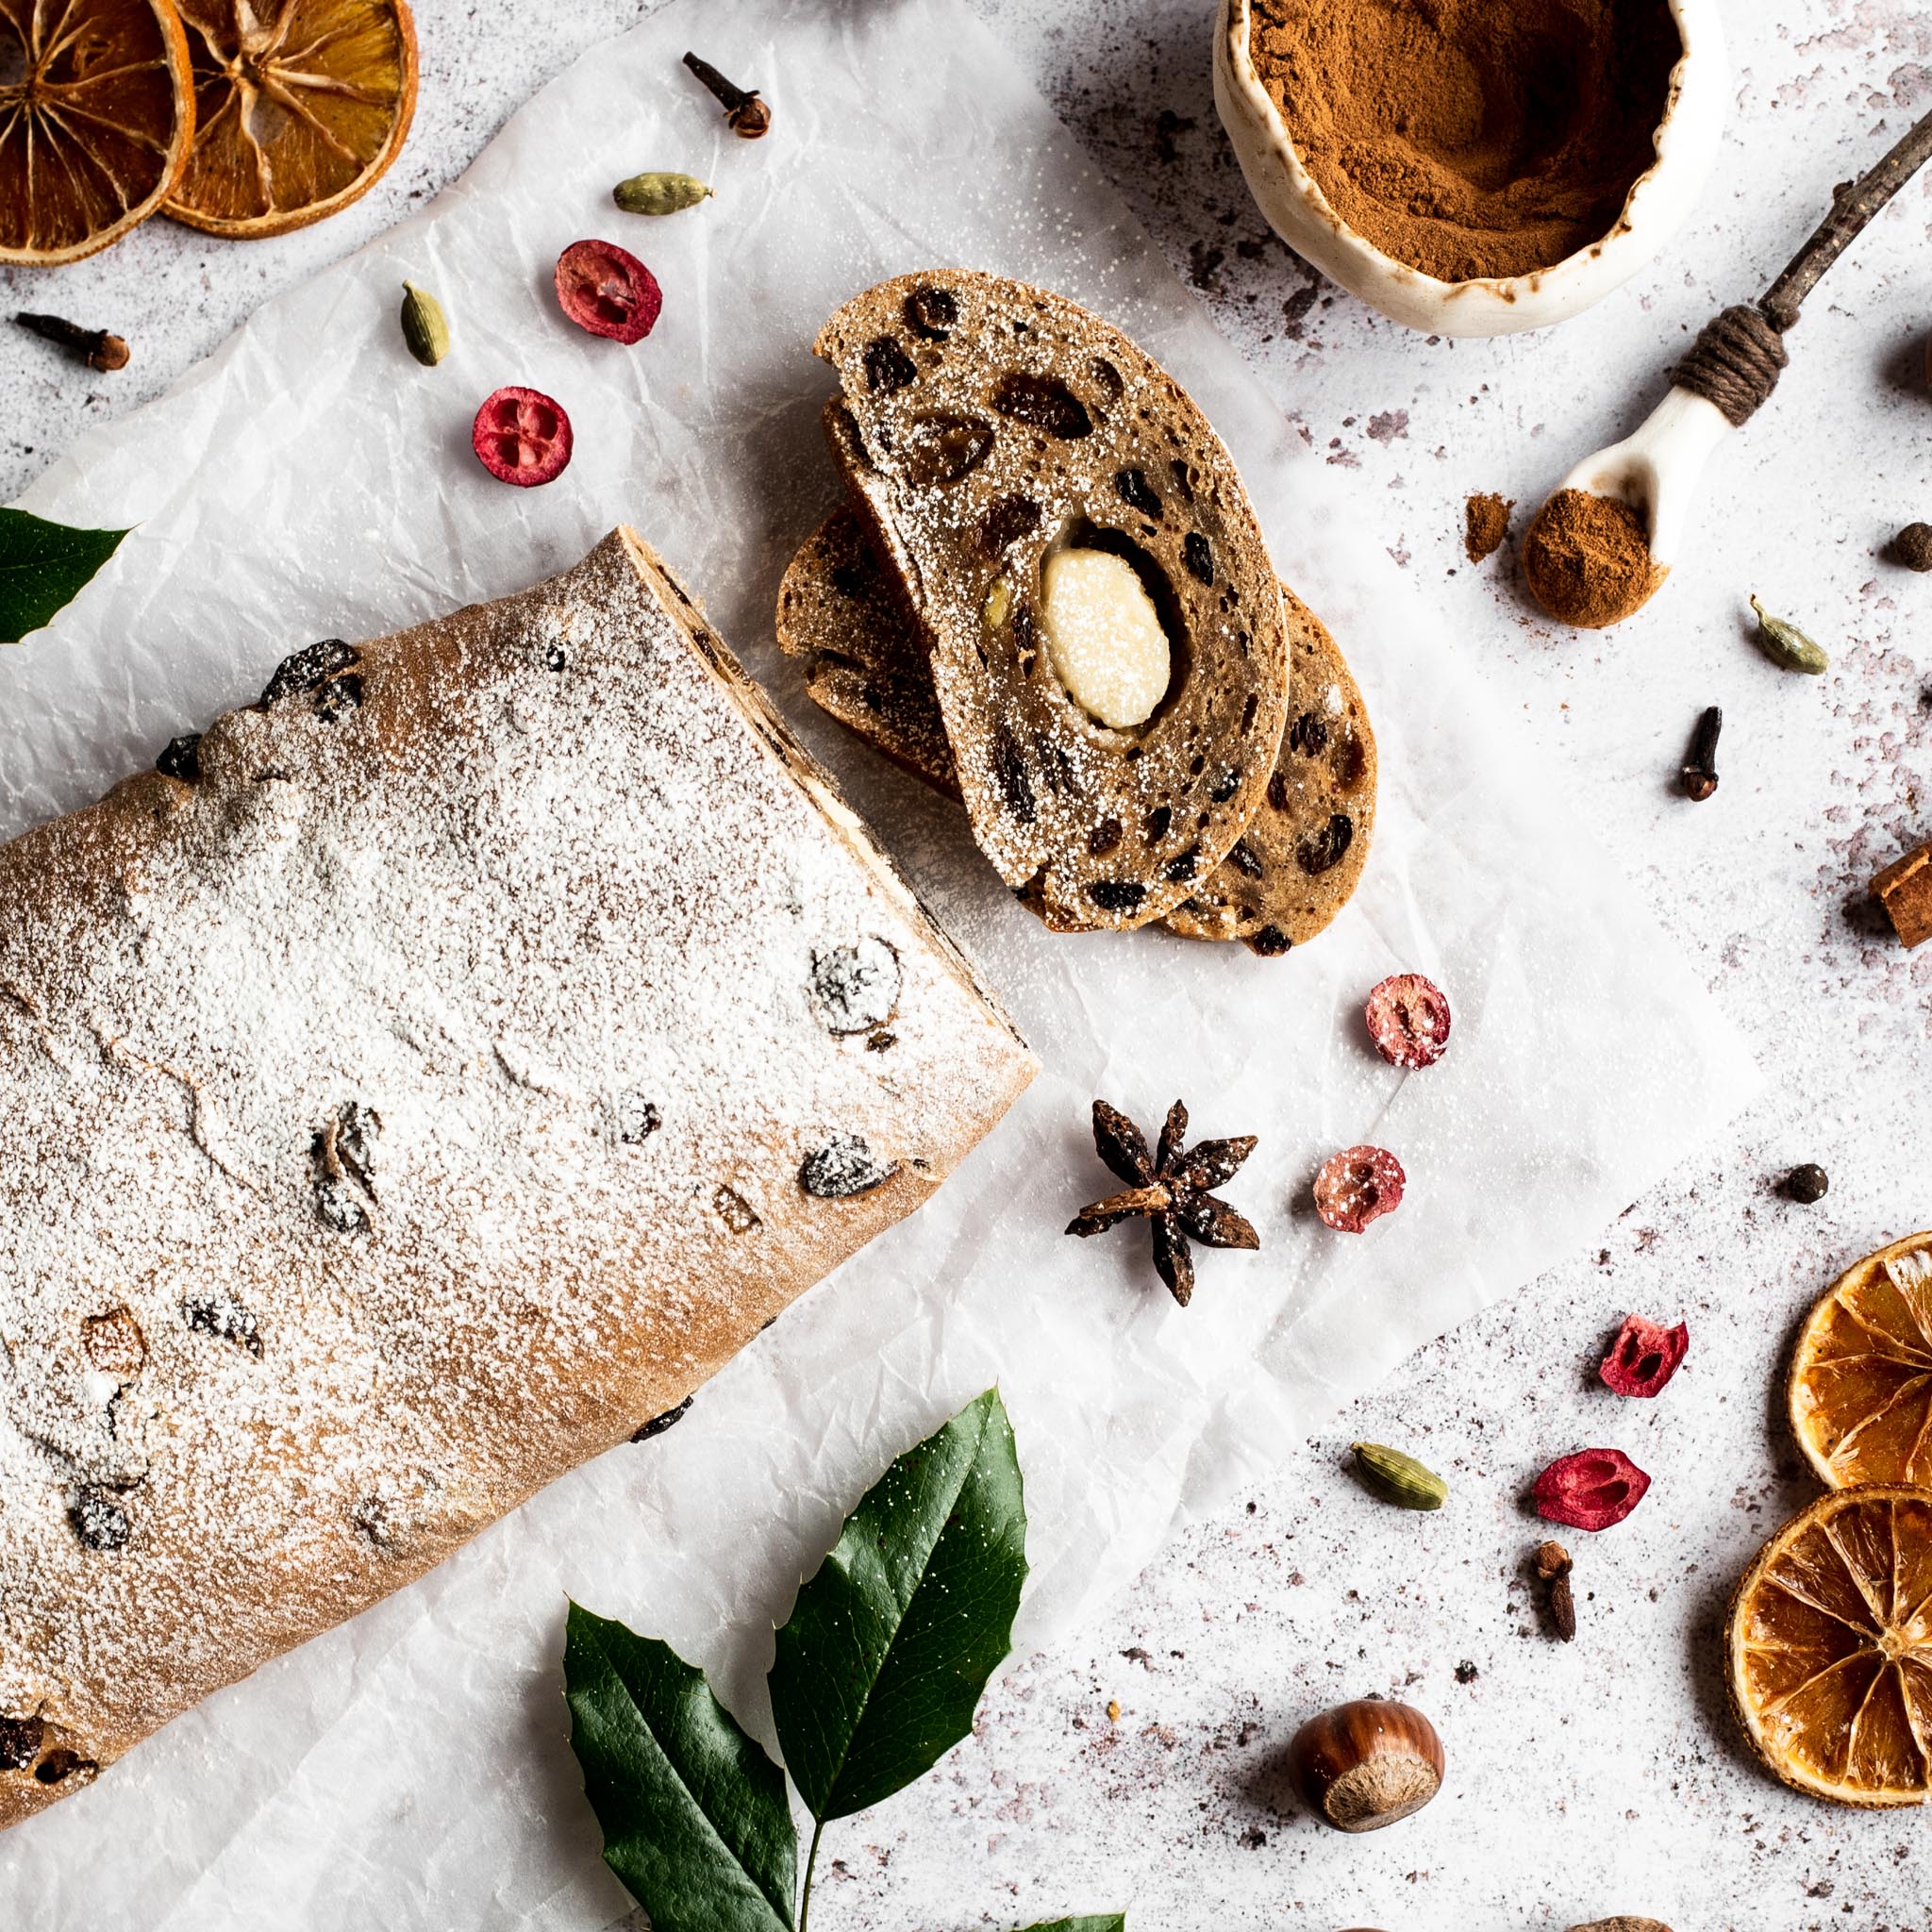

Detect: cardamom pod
[612,171,714,217]
[1750,595,1828,675]
[1351,1441,1448,1510]
[399,282,449,367]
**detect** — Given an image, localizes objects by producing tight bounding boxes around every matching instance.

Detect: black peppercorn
[1782,1163,1830,1204]
[1889,523,1932,572]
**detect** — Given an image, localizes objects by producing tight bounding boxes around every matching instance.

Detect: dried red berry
[1599,1313,1690,1398]
[1534,1447,1651,1531]
[472,387,573,488]
[1365,974,1452,1069]
[555,239,662,343]
[1314,1145,1405,1233]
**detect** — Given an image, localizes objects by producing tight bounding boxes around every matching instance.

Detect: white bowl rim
[1220,0,1724,303]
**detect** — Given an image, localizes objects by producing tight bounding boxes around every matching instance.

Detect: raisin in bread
[0,529,1036,1828]
[814,270,1291,933]
[777,511,1374,954]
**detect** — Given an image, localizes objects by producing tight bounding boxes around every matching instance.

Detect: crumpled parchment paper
[0,0,1759,1924]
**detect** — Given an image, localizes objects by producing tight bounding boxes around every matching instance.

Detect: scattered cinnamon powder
[1248,0,1684,283]
[1463,492,1512,563]
[1521,489,1665,628]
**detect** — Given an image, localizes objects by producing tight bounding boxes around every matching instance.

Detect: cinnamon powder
[1463,491,1512,563]
[1520,489,1665,628]
[1249,0,1684,284]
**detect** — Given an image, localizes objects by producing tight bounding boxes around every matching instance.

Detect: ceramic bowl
[1212,0,1727,337]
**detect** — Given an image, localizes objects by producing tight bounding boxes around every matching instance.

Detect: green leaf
[0,508,128,643]
[1011,1919,1126,1931]
[769,1387,1027,1822]
[563,1601,796,1932]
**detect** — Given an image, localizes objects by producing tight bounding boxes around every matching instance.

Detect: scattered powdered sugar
[0,530,1034,1811]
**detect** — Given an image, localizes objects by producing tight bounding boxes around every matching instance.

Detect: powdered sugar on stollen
[0,529,1033,1819]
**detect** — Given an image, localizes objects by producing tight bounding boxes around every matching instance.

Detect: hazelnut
[1569,1922,1674,1932]
[1285,1696,1443,1832]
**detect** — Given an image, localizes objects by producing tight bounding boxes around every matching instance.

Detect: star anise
[1065,1098,1259,1306]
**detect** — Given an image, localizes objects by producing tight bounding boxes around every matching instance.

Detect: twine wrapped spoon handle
[1523,100,1932,626]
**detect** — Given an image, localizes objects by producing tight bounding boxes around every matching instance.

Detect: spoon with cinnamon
[1521,101,1932,629]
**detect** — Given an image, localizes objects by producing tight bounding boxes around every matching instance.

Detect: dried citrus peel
[0,0,195,265]
[164,0,417,238]
[1727,1485,1932,1807]
[1790,1234,1932,1490]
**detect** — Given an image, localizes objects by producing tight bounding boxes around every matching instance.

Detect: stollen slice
[777,509,1375,954]
[814,269,1292,933]
[1160,585,1376,954]
[776,504,956,795]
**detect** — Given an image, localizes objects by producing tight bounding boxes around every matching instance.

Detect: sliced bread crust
[813,270,1291,933]
[1161,586,1376,952]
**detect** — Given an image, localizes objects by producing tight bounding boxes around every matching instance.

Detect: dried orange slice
[1790,1232,1932,1489]
[164,0,415,237]
[1726,1486,1932,1807]
[0,0,195,265]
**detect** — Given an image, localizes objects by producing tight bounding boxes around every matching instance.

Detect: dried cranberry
[472,387,573,487]
[554,239,662,343]
[1313,1145,1405,1233]
[1534,1448,1651,1531]
[1364,974,1453,1070]
[1598,1314,1689,1398]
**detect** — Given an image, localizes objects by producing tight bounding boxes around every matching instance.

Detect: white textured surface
[0,2,1927,1929]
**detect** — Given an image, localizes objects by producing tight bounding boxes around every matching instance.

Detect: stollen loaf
[0,528,1036,1827]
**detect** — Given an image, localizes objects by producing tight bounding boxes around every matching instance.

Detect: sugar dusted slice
[815,269,1292,933]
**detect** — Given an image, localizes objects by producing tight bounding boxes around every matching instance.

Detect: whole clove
[1680,705,1723,801]
[682,51,771,138]
[15,311,128,372]
[1536,1540,1577,1642]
